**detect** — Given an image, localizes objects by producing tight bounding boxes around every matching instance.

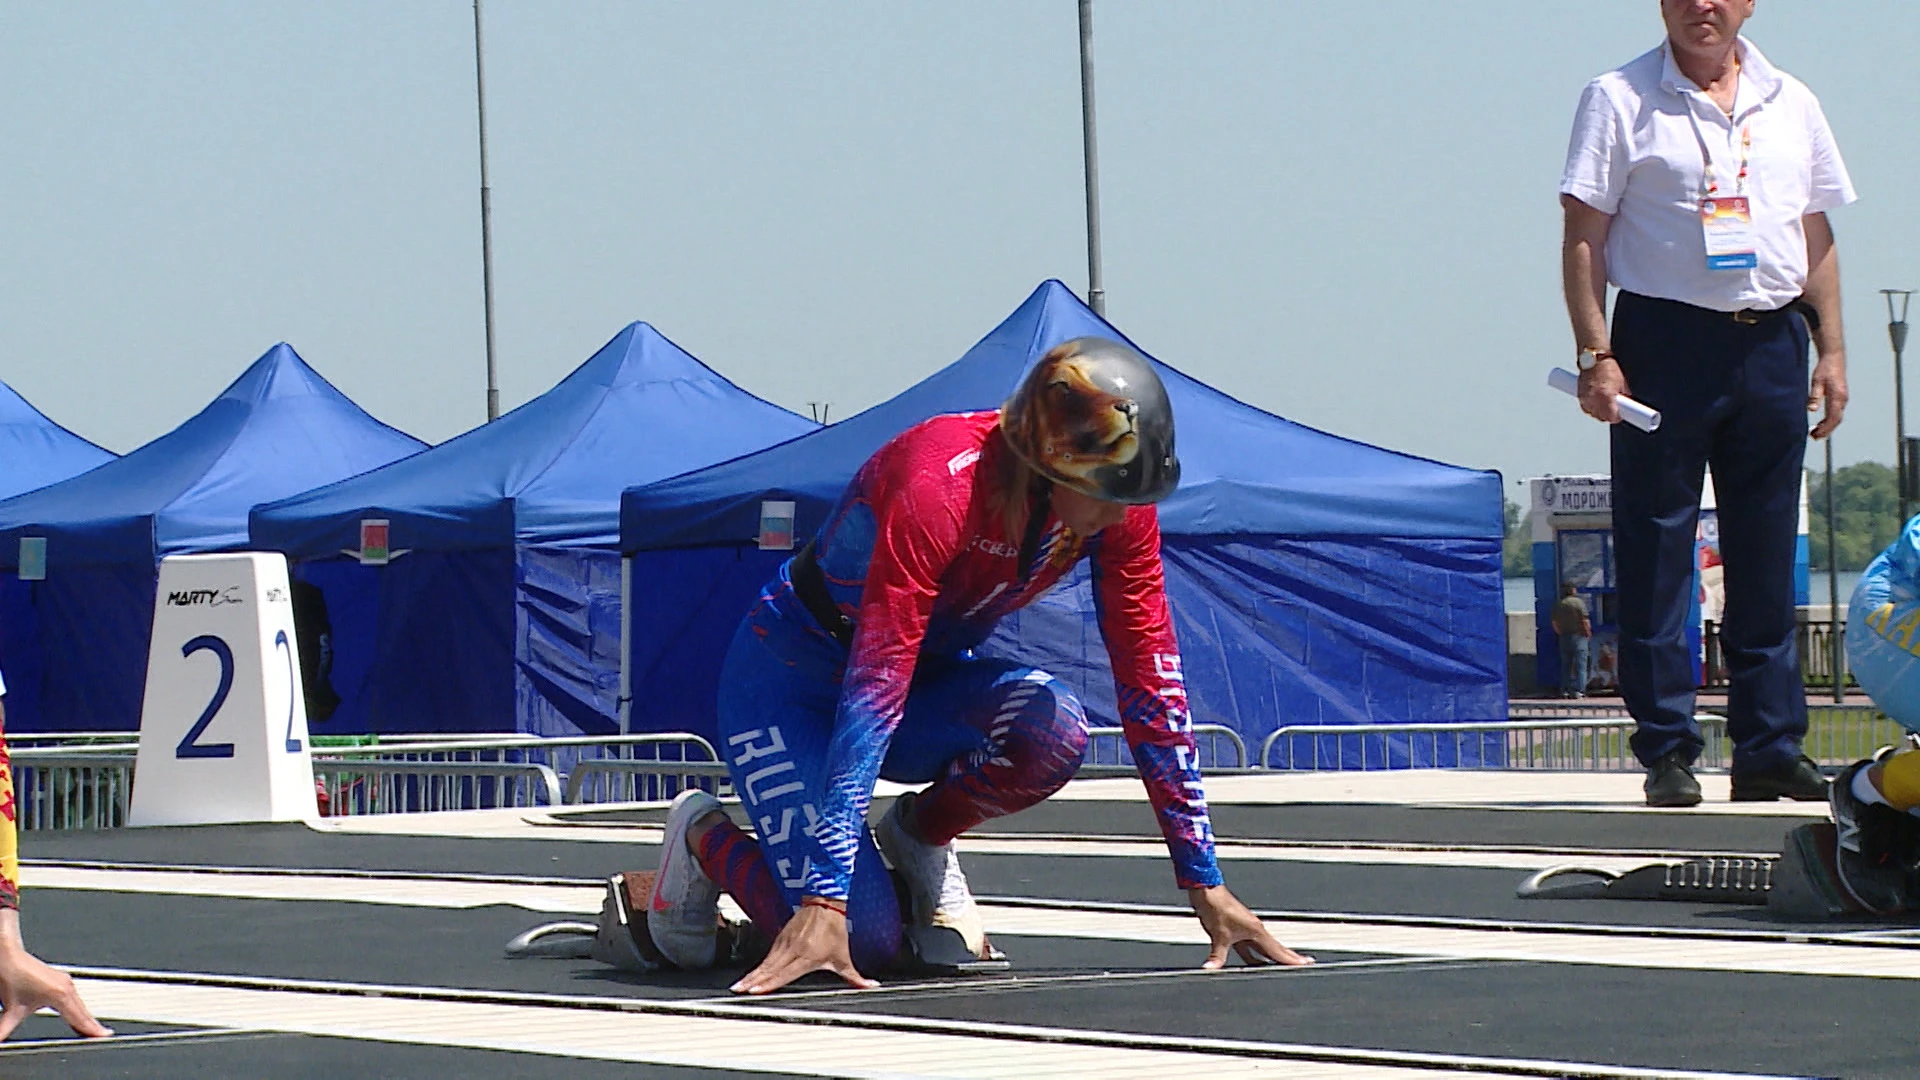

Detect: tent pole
[619,555,633,745]
[473,0,501,422]
[1077,0,1105,317]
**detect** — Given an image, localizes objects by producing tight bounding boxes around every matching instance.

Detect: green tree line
[1810,461,1902,572]
[1502,462,1905,578]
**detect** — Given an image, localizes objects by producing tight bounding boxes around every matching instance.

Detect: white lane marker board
[34,865,1920,981]
[66,973,1802,1080]
[130,553,317,827]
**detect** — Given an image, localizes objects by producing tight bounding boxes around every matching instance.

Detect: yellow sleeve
[0,721,17,910]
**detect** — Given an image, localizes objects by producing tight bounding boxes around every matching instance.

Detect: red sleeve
[1092,507,1221,888]
[808,452,967,898]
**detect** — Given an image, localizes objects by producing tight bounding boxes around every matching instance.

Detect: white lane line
[29,865,604,913]
[35,865,1920,982]
[956,835,1658,872]
[979,905,1920,981]
[305,814,1674,872]
[705,956,1461,1004]
[65,969,1803,1080]
[1048,771,1832,815]
[0,1028,271,1056]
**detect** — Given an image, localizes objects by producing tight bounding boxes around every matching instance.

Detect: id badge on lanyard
[1693,109,1755,271]
[1702,196,1756,271]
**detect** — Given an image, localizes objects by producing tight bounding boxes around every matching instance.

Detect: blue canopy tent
[0,379,114,501]
[249,322,817,738]
[620,281,1508,769]
[0,344,426,733]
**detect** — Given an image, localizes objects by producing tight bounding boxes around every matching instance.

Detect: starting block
[902,924,1009,975]
[1517,823,1904,921]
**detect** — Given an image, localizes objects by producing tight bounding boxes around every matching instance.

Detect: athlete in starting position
[637,337,1311,992]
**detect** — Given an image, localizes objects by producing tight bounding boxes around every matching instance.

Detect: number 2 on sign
[175,635,237,759]
[275,629,302,753]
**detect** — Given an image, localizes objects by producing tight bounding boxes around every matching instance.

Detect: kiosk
[1527,474,1810,694]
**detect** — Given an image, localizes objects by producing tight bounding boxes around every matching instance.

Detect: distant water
[1504,572,1864,613]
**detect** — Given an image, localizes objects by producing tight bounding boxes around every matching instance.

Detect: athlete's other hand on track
[0,911,111,1040]
[1189,885,1315,970]
[731,901,878,995]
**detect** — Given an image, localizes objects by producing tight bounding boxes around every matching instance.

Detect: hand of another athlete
[1577,358,1629,425]
[1188,885,1314,970]
[731,901,877,995]
[0,940,111,1040]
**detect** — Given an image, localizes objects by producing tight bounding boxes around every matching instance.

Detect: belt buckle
[1732,309,1761,325]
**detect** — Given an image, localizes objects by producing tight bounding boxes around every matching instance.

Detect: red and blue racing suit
[702,412,1219,968]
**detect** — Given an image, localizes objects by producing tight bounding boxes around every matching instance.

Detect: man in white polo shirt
[1560,0,1853,807]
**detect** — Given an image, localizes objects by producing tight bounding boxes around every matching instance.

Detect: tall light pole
[1077,0,1105,318]
[1885,289,1913,523]
[474,0,501,422]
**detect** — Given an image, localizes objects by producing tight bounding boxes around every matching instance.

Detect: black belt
[789,541,854,649]
[1622,291,1821,335]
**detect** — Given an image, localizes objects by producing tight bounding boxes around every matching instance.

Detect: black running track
[11,795,1914,1080]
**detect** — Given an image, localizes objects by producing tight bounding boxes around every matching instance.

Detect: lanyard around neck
[1683,95,1751,198]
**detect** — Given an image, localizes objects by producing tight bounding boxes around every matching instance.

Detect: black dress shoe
[1645,751,1703,807]
[1731,754,1830,802]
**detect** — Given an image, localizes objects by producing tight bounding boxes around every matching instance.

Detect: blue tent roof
[0,344,426,569]
[250,322,818,555]
[621,281,1502,551]
[0,378,114,501]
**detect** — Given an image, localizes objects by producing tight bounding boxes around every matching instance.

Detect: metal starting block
[1517,823,1908,921]
[1517,855,1776,905]
[901,925,1010,976]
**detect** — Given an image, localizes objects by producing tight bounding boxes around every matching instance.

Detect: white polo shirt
[1561,38,1855,313]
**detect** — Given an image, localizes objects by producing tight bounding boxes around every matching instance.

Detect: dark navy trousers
[1610,291,1810,773]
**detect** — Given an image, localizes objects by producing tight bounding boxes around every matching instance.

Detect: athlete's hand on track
[1188,885,1315,970]
[731,902,878,995]
[0,942,110,1040]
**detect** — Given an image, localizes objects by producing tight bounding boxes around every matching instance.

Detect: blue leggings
[714,603,1088,972]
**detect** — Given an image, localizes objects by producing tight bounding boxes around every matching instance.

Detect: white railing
[1082,724,1248,772]
[1259,716,1732,772]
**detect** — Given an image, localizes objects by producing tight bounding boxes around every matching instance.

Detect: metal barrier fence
[11,750,135,830]
[312,759,561,815]
[1259,716,1732,772]
[1702,618,1856,691]
[13,706,1914,829]
[312,733,722,814]
[1801,704,1908,766]
[565,761,731,805]
[1082,724,1247,773]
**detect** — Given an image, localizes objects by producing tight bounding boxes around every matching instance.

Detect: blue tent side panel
[0,344,426,733]
[980,536,1509,769]
[618,281,1506,763]
[0,379,115,502]
[623,545,792,738]
[255,323,816,737]
[290,551,516,737]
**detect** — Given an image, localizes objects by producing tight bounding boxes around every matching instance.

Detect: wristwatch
[1577,347,1614,372]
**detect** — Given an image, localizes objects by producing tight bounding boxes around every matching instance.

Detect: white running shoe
[874,792,985,957]
[645,788,725,970]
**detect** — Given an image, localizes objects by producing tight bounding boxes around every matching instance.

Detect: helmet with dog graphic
[999,337,1180,505]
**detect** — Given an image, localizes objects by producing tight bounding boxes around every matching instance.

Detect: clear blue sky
[3,1,1916,504]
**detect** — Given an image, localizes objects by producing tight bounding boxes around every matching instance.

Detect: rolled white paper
[1548,367,1661,433]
